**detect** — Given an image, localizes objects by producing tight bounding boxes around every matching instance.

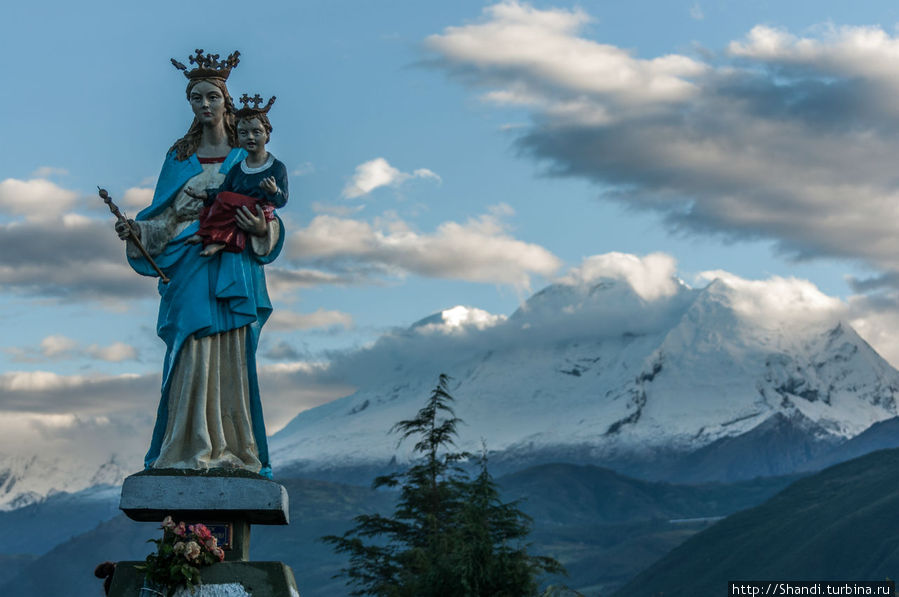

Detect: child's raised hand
[259,176,278,194]
[184,186,207,200]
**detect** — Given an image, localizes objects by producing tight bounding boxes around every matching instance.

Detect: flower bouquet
[137,516,226,596]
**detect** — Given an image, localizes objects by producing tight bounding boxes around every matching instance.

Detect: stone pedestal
[109,469,299,596]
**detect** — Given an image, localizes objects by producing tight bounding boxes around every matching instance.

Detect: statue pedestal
[108,469,299,596]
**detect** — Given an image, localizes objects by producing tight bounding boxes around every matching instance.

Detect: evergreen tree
[323,374,565,596]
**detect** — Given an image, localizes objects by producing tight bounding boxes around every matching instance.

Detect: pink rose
[213,546,225,562]
[174,522,187,537]
[192,524,213,541]
[205,537,217,550]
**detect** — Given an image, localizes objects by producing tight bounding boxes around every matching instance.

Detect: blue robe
[127,148,284,478]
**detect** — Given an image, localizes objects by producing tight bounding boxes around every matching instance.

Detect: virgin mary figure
[117,50,282,478]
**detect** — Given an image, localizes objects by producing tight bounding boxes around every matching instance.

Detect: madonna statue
[116,50,283,478]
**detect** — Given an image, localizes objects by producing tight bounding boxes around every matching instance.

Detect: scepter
[98,187,170,284]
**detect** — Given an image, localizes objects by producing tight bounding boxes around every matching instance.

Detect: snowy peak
[0,453,132,511]
[270,273,899,482]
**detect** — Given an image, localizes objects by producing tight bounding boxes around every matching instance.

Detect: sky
[7,0,899,479]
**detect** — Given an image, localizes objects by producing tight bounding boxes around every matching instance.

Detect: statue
[184,93,288,257]
[114,50,285,479]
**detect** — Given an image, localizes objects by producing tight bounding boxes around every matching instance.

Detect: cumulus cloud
[256,365,356,433]
[563,252,680,301]
[848,292,899,367]
[286,205,561,289]
[342,158,441,199]
[0,362,354,492]
[412,305,507,334]
[696,269,846,328]
[0,216,156,301]
[279,251,881,397]
[30,167,69,178]
[267,308,354,331]
[263,340,303,361]
[0,371,154,415]
[9,335,140,363]
[121,187,154,210]
[424,3,899,278]
[310,201,366,217]
[293,162,316,176]
[0,363,348,433]
[426,1,706,117]
[0,178,78,221]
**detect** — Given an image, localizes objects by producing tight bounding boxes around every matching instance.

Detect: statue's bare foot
[201,243,226,257]
[186,235,203,244]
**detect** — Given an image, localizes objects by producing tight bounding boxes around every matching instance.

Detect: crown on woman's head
[234,93,276,119]
[171,49,240,81]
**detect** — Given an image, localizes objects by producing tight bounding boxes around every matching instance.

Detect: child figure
[186,93,288,256]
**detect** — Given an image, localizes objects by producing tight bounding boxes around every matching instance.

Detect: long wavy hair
[169,78,238,161]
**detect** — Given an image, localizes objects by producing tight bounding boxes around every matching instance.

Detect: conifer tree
[323,374,564,596]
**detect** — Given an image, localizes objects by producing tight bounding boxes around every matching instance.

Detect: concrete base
[120,469,289,525]
[108,561,299,597]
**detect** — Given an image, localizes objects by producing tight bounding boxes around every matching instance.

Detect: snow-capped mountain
[270,274,899,482]
[6,265,899,508]
[0,453,132,511]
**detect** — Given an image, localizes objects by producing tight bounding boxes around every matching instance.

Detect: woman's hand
[115,219,140,241]
[235,205,268,237]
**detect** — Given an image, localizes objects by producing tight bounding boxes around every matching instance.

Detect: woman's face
[189,80,226,127]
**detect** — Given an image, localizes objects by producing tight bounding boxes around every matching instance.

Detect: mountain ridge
[269,275,899,483]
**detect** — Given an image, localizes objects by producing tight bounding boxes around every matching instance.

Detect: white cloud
[30,166,69,178]
[293,162,316,176]
[0,360,354,459]
[287,206,561,288]
[690,3,704,20]
[267,308,354,331]
[848,294,899,367]
[424,4,899,279]
[0,178,78,221]
[40,335,79,357]
[728,24,899,88]
[6,336,139,363]
[87,342,139,362]
[426,1,706,116]
[0,370,142,396]
[414,305,506,334]
[0,213,156,301]
[121,187,154,210]
[696,270,846,328]
[563,252,681,301]
[342,158,441,199]
[310,201,366,216]
[283,252,891,402]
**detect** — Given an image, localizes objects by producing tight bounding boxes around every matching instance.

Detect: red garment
[196,191,276,253]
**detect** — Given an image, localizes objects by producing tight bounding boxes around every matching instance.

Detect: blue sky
[6,0,899,474]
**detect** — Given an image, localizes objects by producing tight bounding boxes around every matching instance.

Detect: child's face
[237,118,267,152]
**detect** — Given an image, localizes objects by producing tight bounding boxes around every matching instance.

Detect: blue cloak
[128,148,284,478]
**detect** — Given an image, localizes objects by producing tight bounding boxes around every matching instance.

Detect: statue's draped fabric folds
[121,50,283,479]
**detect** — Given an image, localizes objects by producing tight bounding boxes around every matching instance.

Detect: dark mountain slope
[614,448,899,597]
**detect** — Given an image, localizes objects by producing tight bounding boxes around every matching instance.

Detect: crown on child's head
[171,49,240,81]
[235,93,276,119]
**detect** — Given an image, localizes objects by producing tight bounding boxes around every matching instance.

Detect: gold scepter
[98,187,170,284]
